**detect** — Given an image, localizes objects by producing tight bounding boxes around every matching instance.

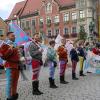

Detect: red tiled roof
[21,0,42,17]
[8,0,75,20]
[57,0,75,7]
[8,0,25,19]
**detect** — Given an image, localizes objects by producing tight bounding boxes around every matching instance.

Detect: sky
[0,0,24,20]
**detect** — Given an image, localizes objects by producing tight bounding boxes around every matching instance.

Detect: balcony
[54,22,59,26]
[64,21,70,25]
[63,34,70,38]
[72,19,77,23]
[71,33,77,38]
[23,27,31,31]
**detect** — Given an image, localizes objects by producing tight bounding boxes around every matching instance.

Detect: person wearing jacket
[47,40,58,88]
[70,46,79,80]
[29,33,43,95]
[0,32,20,100]
[57,38,69,84]
[77,43,86,76]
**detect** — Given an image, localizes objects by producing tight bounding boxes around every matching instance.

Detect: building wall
[19,0,78,39]
[9,0,98,39]
[0,18,7,38]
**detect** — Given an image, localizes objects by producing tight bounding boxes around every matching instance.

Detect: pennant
[9,22,30,45]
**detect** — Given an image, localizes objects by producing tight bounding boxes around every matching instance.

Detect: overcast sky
[0,0,24,20]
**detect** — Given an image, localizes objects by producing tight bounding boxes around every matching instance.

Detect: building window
[55,29,59,36]
[21,21,25,29]
[54,15,59,23]
[26,21,30,28]
[63,13,69,22]
[0,29,3,35]
[39,18,44,28]
[32,19,35,26]
[79,10,85,19]
[40,18,43,24]
[64,28,69,35]
[46,16,51,24]
[72,12,77,20]
[48,29,52,36]
[80,0,85,7]
[72,27,77,33]
[46,3,52,13]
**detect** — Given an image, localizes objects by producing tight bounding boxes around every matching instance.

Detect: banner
[9,22,30,45]
[84,51,100,74]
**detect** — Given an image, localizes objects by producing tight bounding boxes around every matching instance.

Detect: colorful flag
[9,22,30,45]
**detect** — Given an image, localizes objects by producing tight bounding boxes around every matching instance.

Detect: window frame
[63,13,69,22]
[45,2,52,13]
[72,27,77,34]
[31,18,36,27]
[47,29,52,36]
[0,29,4,35]
[72,12,77,20]
[54,28,60,36]
[64,27,69,35]
[54,15,59,23]
[79,10,85,19]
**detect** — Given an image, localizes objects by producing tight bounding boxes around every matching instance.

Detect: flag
[84,51,100,74]
[9,22,30,45]
[54,34,63,50]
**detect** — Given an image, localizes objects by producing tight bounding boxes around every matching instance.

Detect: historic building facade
[6,0,98,39]
[0,17,7,38]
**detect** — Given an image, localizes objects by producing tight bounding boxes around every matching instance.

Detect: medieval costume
[57,45,69,84]
[0,40,20,100]
[77,46,86,76]
[29,41,43,95]
[47,45,58,88]
[70,48,79,80]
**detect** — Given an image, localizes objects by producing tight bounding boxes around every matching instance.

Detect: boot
[6,93,19,100]
[80,71,86,76]
[32,81,43,95]
[49,78,58,88]
[37,81,43,94]
[60,75,69,84]
[72,73,79,80]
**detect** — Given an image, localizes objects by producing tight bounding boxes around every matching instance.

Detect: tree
[78,25,87,40]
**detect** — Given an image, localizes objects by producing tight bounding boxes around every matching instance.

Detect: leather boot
[60,75,69,84]
[72,73,79,80]
[80,71,86,76]
[32,81,43,95]
[49,78,58,88]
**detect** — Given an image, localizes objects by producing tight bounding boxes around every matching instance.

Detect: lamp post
[14,15,20,26]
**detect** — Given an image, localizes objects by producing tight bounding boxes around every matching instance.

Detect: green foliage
[78,25,87,40]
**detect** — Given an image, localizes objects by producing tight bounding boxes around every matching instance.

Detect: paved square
[0,67,100,100]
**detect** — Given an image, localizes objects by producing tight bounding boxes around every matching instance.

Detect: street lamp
[14,14,20,26]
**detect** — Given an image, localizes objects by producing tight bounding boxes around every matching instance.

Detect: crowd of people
[0,32,100,100]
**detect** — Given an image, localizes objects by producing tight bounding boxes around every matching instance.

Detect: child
[47,40,58,88]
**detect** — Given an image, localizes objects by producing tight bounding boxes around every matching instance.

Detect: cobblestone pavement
[0,67,100,100]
